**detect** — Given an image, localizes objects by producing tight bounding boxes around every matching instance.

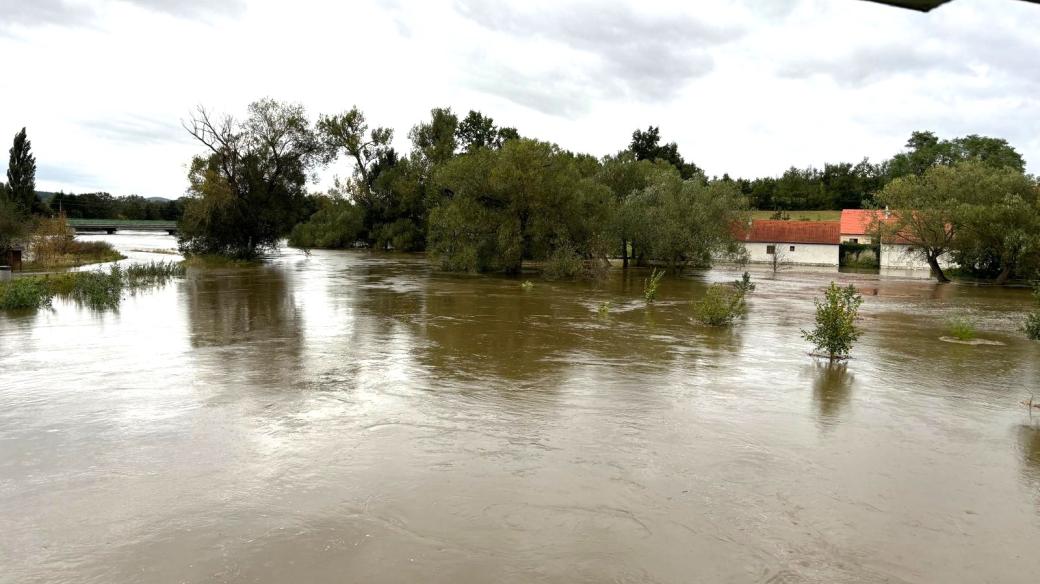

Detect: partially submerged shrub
[802,282,863,361]
[1026,283,1040,341]
[0,277,54,310]
[520,280,534,290]
[946,316,977,341]
[694,284,746,326]
[0,261,186,312]
[597,301,611,317]
[643,268,665,304]
[732,271,756,294]
[542,246,584,281]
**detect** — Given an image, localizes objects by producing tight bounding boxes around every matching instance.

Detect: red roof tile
[735,220,840,245]
[840,209,895,235]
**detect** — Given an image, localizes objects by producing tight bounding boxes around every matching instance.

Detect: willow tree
[876,161,1039,283]
[427,138,613,275]
[178,99,320,258]
[622,168,749,270]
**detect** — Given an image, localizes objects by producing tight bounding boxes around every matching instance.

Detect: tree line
[46,191,184,221]
[177,99,1037,283]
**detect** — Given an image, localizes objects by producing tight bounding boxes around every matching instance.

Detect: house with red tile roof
[735,220,841,266]
[839,209,889,244]
[839,209,954,271]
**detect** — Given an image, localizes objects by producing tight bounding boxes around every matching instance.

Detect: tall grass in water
[0,261,186,312]
[0,278,54,310]
[25,214,125,269]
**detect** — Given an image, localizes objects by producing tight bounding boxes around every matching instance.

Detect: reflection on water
[811,362,854,427]
[2,234,1040,584]
[1017,422,1040,485]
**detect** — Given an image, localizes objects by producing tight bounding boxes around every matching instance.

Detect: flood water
[2,233,1040,583]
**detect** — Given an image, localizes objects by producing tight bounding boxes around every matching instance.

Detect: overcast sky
[1,0,1037,197]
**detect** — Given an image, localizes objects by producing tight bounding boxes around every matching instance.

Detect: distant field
[750,210,841,222]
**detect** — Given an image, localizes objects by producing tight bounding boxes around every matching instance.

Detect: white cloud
[0,0,1036,197]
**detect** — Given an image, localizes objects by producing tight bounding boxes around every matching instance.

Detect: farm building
[838,209,954,271]
[736,220,841,266]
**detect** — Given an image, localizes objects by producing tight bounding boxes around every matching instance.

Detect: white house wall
[879,244,955,270]
[742,243,839,266]
[840,234,876,244]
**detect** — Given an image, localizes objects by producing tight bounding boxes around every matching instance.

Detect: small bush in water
[0,277,54,310]
[597,301,611,317]
[946,316,977,341]
[802,282,863,361]
[1026,283,1040,341]
[643,268,665,304]
[732,271,756,294]
[694,284,747,326]
[521,280,534,290]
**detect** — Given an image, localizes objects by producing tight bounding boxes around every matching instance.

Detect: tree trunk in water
[995,265,1012,285]
[928,254,950,283]
[621,239,628,269]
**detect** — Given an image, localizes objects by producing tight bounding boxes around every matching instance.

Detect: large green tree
[427,138,612,274]
[951,165,1040,284]
[7,127,38,215]
[877,160,1031,280]
[596,151,661,267]
[629,126,704,181]
[178,99,320,258]
[623,168,748,269]
[885,131,1025,179]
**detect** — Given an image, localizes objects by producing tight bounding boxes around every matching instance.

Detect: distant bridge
[68,219,178,235]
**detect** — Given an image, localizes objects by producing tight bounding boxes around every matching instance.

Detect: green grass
[0,261,185,312]
[0,277,54,310]
[751,210,841,222]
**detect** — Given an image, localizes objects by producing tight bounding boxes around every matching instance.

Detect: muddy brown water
[2,233,1039,583]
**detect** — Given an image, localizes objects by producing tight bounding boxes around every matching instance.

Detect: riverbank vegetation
[0,261,185,311]
[22,215,125,270]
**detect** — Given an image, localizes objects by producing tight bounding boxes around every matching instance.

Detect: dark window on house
[850,238,859,244]
[789,245,796,252]
[766,245,776,255]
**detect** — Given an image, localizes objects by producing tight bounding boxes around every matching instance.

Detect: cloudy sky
[1,0,1037,197]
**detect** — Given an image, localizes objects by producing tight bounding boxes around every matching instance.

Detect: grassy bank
[23,240,126,271]
[0,261,185,311]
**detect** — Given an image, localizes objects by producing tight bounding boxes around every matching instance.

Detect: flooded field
[2,233,1039,583]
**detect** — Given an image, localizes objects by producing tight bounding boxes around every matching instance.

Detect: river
[2,232,1039,583]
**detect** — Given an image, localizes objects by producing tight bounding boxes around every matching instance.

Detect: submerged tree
[623,168,749,269]
[802,282,863,361]
[427,138,613,274]
[178,99,320,258]
[876,161,1039,283]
